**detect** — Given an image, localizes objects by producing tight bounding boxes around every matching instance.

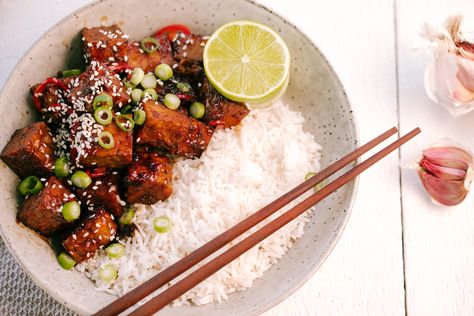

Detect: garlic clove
[417,143,473,206]
[421,15,474,116]
[418,171,469,206]
[419,158,466,181]
[422,146,473,170]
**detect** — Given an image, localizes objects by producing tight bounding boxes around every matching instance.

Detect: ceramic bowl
[0,0,358,314]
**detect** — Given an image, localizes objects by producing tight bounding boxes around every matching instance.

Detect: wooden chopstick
[94,126,398,316]
[128,127,420,315]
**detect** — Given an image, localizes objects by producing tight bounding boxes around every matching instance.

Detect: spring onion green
[155,63,173,81]
[189,102,205,119]
[153,215,172,233]
[131,88,143,103]
[98,264,118,282]
[141,37,160,54]
[140,73,157,89]
[57,252,76,270]
[93,93,113,110]
[118,208,135,225]
[18,176,43,196]
[94,106,113,125]
[115,114,135,132]
[61,69,81,77]
[71,171,91,189]
[176,82,191,93]
[98,131,115,149]
[130,67,145,86]
[54,157,70,178]
[163,93,180,110]
[133,109,146,125]
[61,201,81,221]
[143,88,158,101]
[106,243,125,259]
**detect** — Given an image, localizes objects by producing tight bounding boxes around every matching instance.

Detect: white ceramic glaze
[0,0,358,315]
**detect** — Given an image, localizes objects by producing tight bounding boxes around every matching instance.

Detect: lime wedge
[203,20,290,103]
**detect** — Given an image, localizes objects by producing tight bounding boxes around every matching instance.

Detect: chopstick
[94,126,398,316]
[129,127,420,315]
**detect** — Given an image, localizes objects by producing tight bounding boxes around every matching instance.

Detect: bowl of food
[0,0,358,315]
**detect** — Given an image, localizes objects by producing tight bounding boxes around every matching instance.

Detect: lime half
[203,20,290,103]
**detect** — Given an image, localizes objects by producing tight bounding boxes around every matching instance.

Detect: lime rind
[204,20,290,103]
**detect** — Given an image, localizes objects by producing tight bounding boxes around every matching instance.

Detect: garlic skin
[422,15,474,117]
[417,144,473,206]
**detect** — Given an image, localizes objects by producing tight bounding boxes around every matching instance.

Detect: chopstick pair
[94,126,420,316]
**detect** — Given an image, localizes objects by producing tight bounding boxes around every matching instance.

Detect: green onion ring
[140,37,160,54]
[133,109,147,125]
[153,215,172,233]
[18,176,43,196]
[118,207,135,225]
[61,69,82,77]
[61,201,81,221]
[115,114,135,132]
[130,67,145,86]
[54,157,71,178]
[142,88,158,101]
[57,252,76,270]
[93,93,113,110]
[98,131,115,149]
[94,106,113,125]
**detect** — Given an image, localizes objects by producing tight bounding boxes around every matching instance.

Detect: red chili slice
[86,167,108,178]
[208,120,224,127]
[32,77,68,113]
[155,24,191,41]
[108,62,131,74]
[175,93,195,101]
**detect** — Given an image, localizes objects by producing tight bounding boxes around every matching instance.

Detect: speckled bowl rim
[0,0,359,314]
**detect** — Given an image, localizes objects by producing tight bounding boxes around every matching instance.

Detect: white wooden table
[1,0,473,315]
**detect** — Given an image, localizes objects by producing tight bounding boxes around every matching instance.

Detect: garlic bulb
[422,15,474,116]
[417,142,473,206]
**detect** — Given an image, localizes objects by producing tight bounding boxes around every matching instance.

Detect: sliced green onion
[61,69,81,77]
[315,179,328,191]
[18,176,43,196]
[93,93,113,110]
[71,171,91,189]
[305,172,317,181]
[131,88,143,103]
[140,73,157,89]
[176,82,191,93]
[115,114,135,132]
[120,105,134,114]
[304,172,326,191]
[57,252,76,270]
[153,215,172,233]
[118,208,135,225]
[133,109,147,125]
[61,201,81,221]
[98,264,118,282]
[94,106,113,125]
[155,63,173,81]
[98,131,115,149]
[130,67,145,86]
[189,102,205,119]
[143,88,158,101]
[163,93,181,110]
[123,79,136,89]
[105,243,125,259]
[141,37,160,54]
[54,157,70,178]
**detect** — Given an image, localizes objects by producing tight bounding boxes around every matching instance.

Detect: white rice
[77,100,322,305]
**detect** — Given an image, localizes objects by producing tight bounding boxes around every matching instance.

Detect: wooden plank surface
[260,0,405,315]
[396,1,474,315]
[0,0,407,315]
